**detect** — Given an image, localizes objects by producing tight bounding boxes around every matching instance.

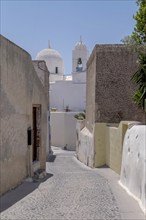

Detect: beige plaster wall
[106,122,128,174]
[0,35,48,195]
[33,60,49,101]
[76,120,145,213]
[94,123,106,167]
[94,121,141,174]
[33,60,50,156]
[77,121,140,175]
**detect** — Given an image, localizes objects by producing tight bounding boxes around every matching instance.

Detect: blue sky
[1,0,138,74]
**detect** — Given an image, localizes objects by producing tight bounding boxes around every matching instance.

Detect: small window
[55,67,58,74]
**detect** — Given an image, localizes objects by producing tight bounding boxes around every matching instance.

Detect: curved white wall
[36,49,64,75]
[120,125,146,213]
[44,56,64,75]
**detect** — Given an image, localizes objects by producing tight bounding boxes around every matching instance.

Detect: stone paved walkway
[0,147,145,220]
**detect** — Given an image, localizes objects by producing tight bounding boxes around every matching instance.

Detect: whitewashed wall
[72,71,86,83]
[50,112,78,150]
[76,125,94,167]
[120,125,146,214]
[50,74,64,82]
[50,81,86,111]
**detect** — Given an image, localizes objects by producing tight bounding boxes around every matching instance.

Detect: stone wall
[87,44,145,125]
[0,35,49,195]
[86,49,96,133]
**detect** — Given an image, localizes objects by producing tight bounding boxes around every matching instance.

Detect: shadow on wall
[0,173,53,213]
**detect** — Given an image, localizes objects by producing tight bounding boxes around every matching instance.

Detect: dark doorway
[32,105,41,161]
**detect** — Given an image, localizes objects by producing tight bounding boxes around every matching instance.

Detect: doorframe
[32,104,41,163]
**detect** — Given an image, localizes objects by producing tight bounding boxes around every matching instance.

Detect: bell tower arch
[72,37,89,74]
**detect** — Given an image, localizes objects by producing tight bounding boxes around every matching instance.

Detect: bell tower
[72,37,89,74]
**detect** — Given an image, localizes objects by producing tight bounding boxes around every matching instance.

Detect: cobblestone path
[1,147,123,220]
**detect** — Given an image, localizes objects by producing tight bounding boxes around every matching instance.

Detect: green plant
[121,0,146,110]
[121,0,146,47]
[74,112,85,120]
[131,0,146,45]
[132,53,146,109]
[51,108,57,112]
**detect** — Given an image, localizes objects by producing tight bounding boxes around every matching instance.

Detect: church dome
[36,48,62,60]
[36,47,64,75]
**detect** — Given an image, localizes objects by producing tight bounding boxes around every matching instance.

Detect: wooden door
[32,105,41,161]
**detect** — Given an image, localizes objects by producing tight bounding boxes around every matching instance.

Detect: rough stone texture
[0,35,49,195]
[86,52,96,132]
[86,44,145,131]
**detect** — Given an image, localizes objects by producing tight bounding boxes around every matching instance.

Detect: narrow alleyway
[0,147,145,220]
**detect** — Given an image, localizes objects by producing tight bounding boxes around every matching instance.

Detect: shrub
[74,112,85,120]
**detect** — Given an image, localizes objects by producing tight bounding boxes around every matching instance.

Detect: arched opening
[76,58,83,72]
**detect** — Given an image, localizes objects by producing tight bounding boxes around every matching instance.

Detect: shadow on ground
[47,154,57,162]
[0,173,53,212]
[97,165,109,168]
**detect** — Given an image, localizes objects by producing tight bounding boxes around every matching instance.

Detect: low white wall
[76,120,85,157]
[77,125,94,167]
[120,125,146,213]
[50,112,77,150]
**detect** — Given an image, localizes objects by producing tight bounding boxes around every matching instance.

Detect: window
[76,58,83,72]
[55,67,58,74]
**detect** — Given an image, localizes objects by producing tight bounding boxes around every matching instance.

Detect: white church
[36,38,89,150]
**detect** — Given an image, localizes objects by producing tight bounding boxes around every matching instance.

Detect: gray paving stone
[0,147,145,220]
